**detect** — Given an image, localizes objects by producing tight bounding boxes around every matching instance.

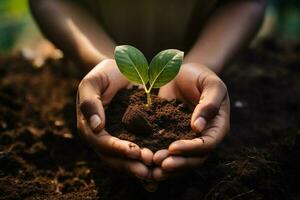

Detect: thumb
[78,74,108,132]
[79,97,105,132]
[191,76,227,133]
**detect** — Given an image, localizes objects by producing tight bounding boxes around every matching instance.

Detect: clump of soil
[108,90,196,151]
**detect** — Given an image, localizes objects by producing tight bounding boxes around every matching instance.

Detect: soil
[0,38,300,200]
[108,90,196,151]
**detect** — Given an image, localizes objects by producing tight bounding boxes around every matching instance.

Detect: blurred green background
[0,0,299,54]
[0,0,30,53]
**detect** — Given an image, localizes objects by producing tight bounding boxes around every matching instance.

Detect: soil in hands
[106,90,197,151]
[0,38,300,200]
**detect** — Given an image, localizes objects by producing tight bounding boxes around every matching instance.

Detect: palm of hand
[151,63,230,181]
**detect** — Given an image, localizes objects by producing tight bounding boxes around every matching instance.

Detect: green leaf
[148,49,184,88]
[114,45,149,85]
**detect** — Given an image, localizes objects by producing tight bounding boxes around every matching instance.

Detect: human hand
[152,62,230,181]
[76,59,155,184]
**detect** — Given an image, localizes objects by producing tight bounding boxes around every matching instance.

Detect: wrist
[78,47,112,70]
[181,62,211,73]
[183,58,223,75]
[177,62,218,81]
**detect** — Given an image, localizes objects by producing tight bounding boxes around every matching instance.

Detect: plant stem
[146,91,152,107]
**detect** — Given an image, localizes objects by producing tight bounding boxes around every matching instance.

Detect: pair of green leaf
[114,45,184,92]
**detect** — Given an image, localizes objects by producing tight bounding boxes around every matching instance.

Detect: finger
[79,97,104,132]
[141,148,154,166]
[170,95,230,156]
[78,72,108,132]
[152,167,173,181]
[153,149,169,166]
[161,156,206,172]
[78,117,141,159]
[93,130,141,159]
[168,138,213,156]
[191,76,227,132]
[158,82,177,100]
[153,167,188,181]
[102,155,149,180]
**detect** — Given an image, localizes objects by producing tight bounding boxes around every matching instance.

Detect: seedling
[114,45,184,107]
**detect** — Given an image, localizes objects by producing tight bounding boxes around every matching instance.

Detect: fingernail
[194,117,206,132]
[89,114,101,130]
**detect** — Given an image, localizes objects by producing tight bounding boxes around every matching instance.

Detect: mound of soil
[0,38,300,200]
[107,90,196,151]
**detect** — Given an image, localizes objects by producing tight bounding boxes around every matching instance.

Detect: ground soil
[0,38,300,199]
[108,90,197,151]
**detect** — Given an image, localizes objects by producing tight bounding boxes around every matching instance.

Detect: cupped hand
[152,62,230,181]
[76,59,155,185]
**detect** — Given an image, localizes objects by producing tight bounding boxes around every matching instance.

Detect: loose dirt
[0,38,299,199]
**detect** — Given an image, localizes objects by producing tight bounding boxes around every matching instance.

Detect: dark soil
[0,38,300,200]
[108,90,196,151]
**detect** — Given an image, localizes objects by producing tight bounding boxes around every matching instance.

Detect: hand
[152,62,230,181]
[76,59,154,183]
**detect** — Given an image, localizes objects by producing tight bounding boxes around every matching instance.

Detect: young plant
[114,45,184,107]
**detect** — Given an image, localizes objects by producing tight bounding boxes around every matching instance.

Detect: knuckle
[78,72,109,94]
[125,143,139,157]
[78,77,90,91]
[193,138,205,145]
[111,140,134,157]
[205,74,219,84]
[128,142,138,150]
[207,75,227,92]
[218,79,227,92]
[121,144,131,156]
[110,139,119,150]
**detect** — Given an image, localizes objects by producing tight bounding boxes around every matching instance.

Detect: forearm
[184,0,266,74]
[29,0,116,69]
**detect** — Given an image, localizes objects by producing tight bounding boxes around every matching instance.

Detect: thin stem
[146,91,152,107]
